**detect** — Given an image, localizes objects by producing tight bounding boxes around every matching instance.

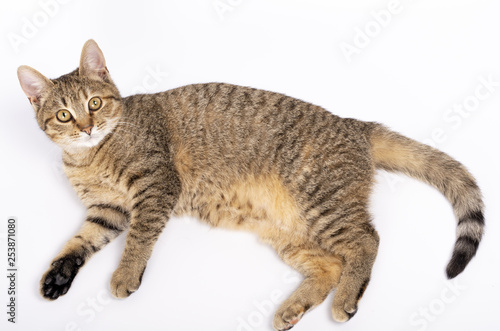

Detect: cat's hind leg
[272,244,342,331]
[316,216,379,322]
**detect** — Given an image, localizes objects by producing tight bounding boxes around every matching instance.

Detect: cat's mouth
[76,129,104,148]
[62,120,118,152]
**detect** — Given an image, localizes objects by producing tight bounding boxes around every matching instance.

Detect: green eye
[88,97,102,111]
[56,110,72,123]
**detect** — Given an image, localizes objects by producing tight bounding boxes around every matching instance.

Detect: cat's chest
[64,163,129,205]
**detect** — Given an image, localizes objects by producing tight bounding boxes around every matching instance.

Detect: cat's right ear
[17,65,53,111]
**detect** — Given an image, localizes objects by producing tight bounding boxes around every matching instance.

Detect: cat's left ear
[79,39,111,82]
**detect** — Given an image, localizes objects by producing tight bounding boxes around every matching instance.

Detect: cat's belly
[173,173,308,243]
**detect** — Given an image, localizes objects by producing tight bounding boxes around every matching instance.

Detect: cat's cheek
[47,135,69,148]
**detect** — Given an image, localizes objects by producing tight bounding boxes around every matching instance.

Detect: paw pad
[41,255,84,300]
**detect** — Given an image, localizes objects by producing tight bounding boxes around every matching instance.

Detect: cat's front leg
[109,211,169,298]
[110,183,179,299]
[41,204,129,300]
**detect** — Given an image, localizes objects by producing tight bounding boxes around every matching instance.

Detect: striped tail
[369,123,484,278]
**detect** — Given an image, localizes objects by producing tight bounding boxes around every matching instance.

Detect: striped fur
[370,125,484,279]
[17,40,484,330]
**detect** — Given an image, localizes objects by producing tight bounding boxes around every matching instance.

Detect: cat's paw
[40,255,84,300]
[332,296,358,322]
[110,265,145,299]
[273,301,308,331]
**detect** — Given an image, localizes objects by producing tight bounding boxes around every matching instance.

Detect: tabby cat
[17,40,484,330]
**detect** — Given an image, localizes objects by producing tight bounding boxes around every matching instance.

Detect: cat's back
[152,83,372,173]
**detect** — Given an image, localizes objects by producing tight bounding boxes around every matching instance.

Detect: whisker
[116,121,139,128]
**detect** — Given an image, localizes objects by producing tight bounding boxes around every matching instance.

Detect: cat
[17,40,484,331]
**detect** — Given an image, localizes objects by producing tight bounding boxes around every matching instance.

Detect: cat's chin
[76,135,103,148]
[62,130,107,153]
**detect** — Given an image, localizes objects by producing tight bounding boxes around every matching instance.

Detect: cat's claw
[40,255,84,300]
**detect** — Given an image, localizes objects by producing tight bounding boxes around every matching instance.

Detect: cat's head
[17,40,122,152]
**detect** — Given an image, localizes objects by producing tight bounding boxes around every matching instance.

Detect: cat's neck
[62,132,113,166]
[62,146,97,167]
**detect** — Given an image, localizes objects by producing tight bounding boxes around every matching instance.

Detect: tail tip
[446,252,469,279]
[446,210,484,279]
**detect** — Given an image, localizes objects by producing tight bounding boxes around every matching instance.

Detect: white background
[1,0,499,330]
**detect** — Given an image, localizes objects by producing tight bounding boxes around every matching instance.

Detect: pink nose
[81,125,93,135]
